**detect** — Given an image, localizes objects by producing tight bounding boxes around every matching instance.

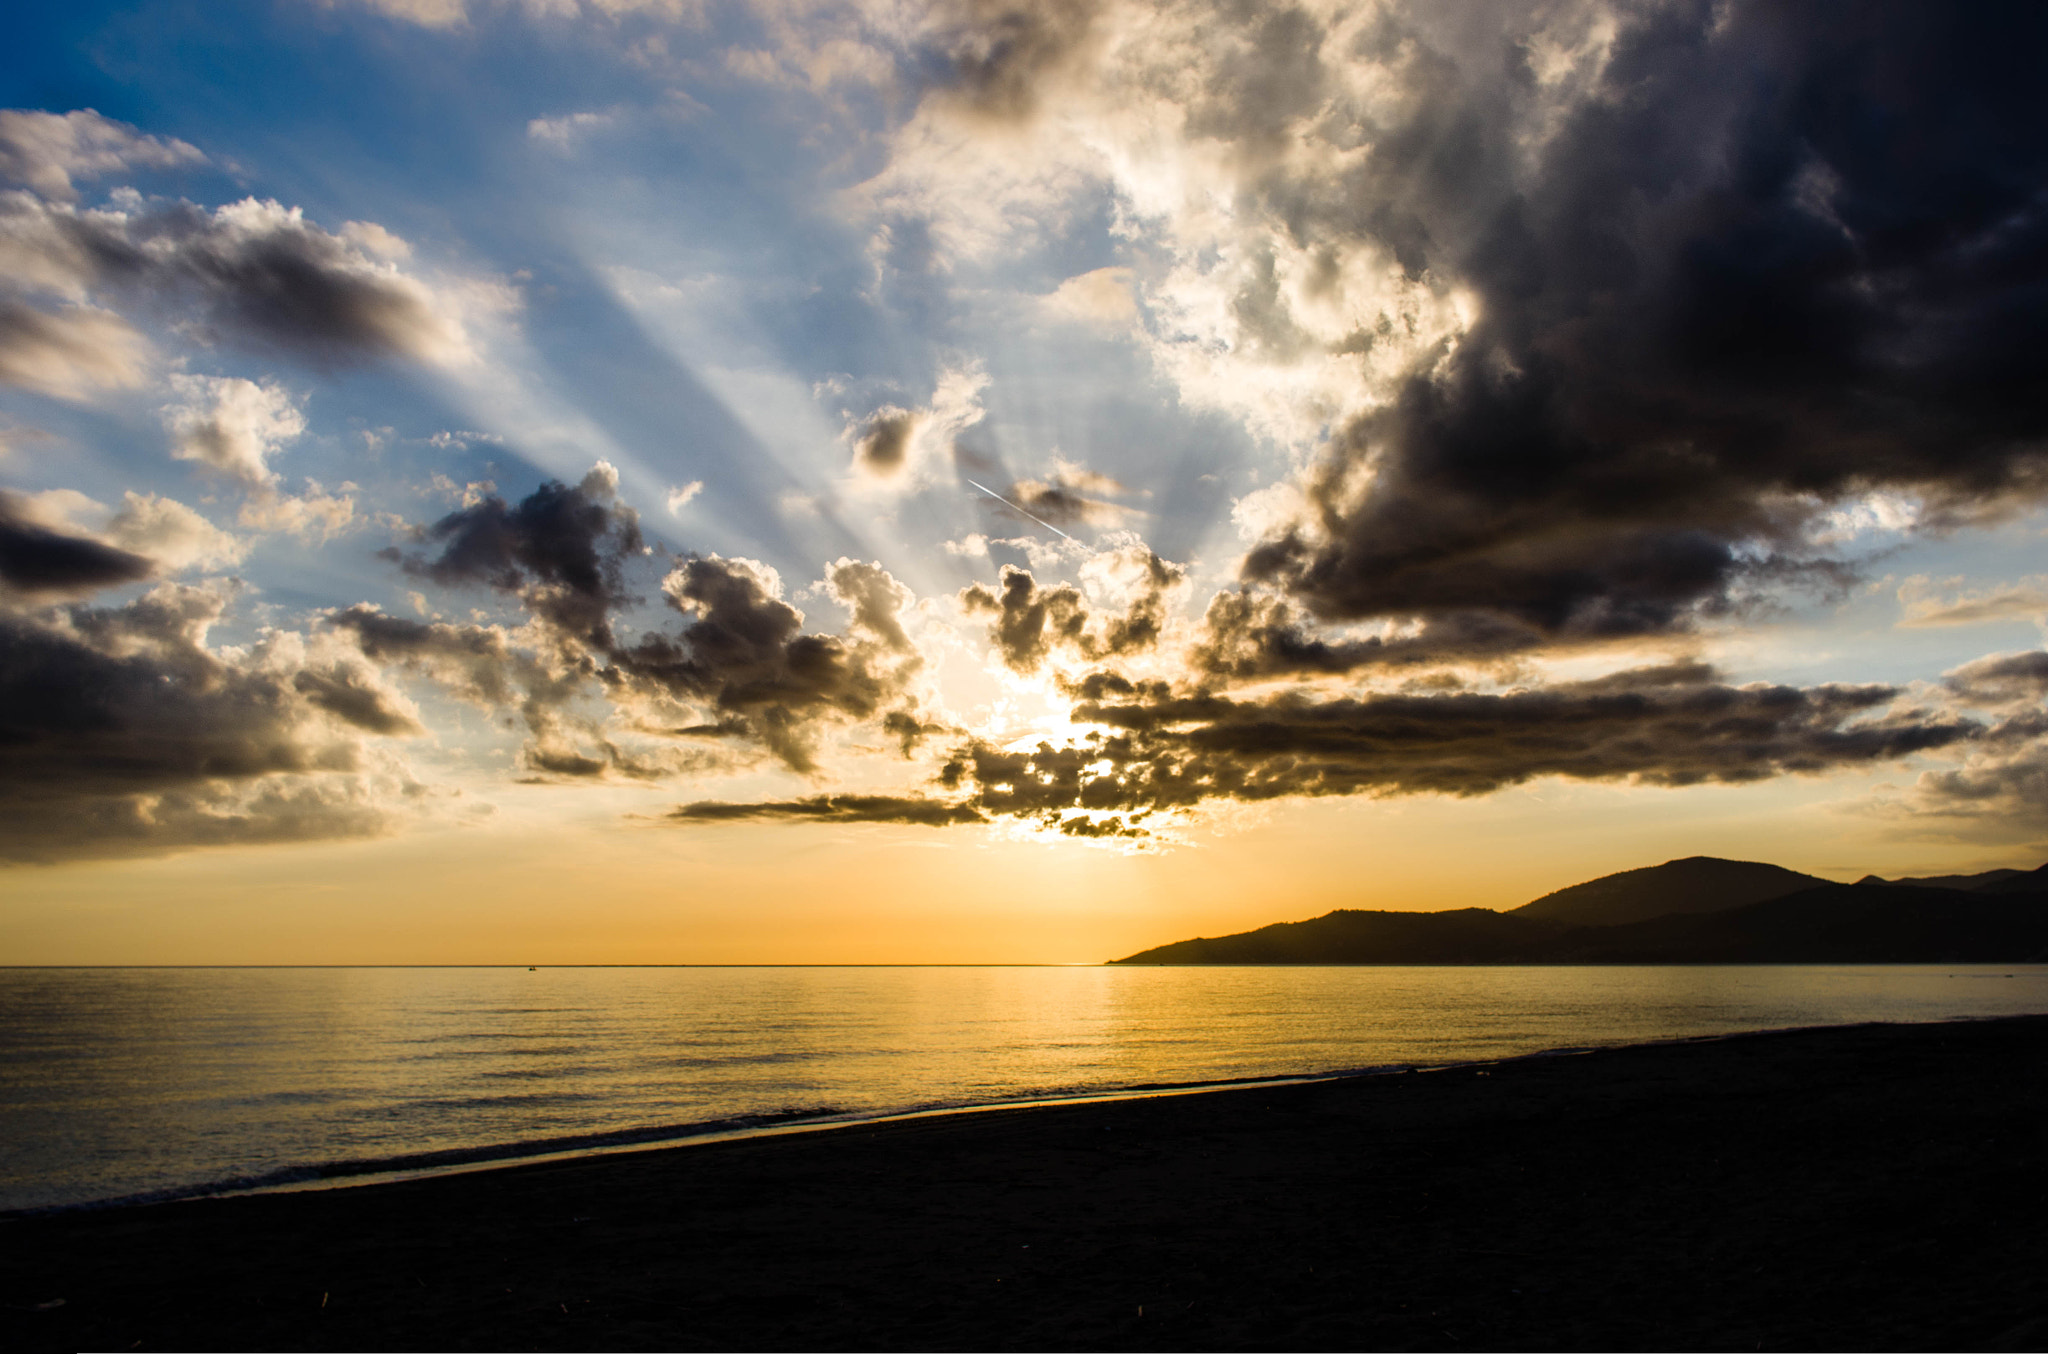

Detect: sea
[4,964,2046,1215]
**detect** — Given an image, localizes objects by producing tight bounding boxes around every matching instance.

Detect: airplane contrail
[964,478,1073,540]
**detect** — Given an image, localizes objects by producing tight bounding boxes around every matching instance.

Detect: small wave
[657,1050,818,1069]
[2,1071,1375,1218]
[368,1090,609,1113]
[0,1104,854,1220]
[5,1022,1943,1220]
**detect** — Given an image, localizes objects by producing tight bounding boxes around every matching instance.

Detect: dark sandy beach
[5,1013,2046,1352]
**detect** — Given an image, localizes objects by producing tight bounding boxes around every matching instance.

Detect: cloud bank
[678,660,1977,840]
[0,583,423,861]
[6,3,2048,865]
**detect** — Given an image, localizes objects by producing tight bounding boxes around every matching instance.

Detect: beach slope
[5,1014,2047,1351]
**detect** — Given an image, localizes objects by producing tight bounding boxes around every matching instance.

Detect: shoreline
[7,1012,2047,1350]
[17,1007,2024,1221]
[2,1071,1343,1221]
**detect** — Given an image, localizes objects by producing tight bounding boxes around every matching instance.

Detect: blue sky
[3,1,2045,960]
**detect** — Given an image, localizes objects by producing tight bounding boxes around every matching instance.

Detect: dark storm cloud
[371,480,929,774]
[1192,590,1544,679]
[0,191,465,365]
[527,747,608,777]
[928,0,1100,123]
[1910,748,2048,825]
[1092,549,1185,654]
[960,567,1085,672]
[0,592,339,794]
[881,708,951,755]
[290,665,420,736]
[0,585,418,861]
[382,465,643,649]
[670,794,987,827]
[1896,696,2048,836]
[326,604,635,780]
[1006,478,1120,528]
[0,491,153,596]
[825,558,918,654]
[981,665,1964,816]
[1907,650,2048,831]
[0,780,395,865]
[609,556,925,772]
[960,553,1183,673]
[327,604,556,711]
[141,203,452,363]
[851,408,918,477]
[1223,2,2048,639]
[982,464,1135,531]
[670,662,1976,836]
[1944,651,2048,707]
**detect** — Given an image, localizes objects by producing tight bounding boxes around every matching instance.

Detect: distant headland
[1109,856,2048,964]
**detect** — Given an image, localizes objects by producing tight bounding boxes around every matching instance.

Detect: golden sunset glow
[2,0,2046,965]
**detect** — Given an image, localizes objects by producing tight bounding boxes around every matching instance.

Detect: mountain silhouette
[1856,866,2028,891]
[1508,856,1825,927]
[1972,863,2048,895]
[1108,909,1565,966]
[1537,885,2048,963]
[1110,856,2048,965]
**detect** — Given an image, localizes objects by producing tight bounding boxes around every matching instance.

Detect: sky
[2,0,2046,963]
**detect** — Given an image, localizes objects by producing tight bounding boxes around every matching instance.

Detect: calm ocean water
[4,964,2046,1213]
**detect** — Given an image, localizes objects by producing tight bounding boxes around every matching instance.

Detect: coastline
[6,1013,2047,1351]
[21,962,2047,1221]
[0,1072,1343,1221]
[16,999,2026,1222]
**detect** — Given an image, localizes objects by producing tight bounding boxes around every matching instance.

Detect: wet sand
[6,1013,2047,1351]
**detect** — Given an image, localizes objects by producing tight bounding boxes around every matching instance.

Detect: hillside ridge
[1507,856,1825,927]
[1111,856,2048,965]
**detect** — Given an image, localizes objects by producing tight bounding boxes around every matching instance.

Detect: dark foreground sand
[6,1014,2048,1352]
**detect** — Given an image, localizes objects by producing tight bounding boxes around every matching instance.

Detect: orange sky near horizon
[6,4,2048,966]
[4,767,2030,966]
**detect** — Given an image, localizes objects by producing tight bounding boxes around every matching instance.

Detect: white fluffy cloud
[1039,266,1137,328]
[164,375,307,487]
[527,111,616,148]
[157,376,359,541]
[1899,576,2048,630]
[0,188,508,369]
[339,0,705,28]
[240,485,357,542]
[106,491,248,571]
[0,108,205,202]
[830,0,1525,448]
